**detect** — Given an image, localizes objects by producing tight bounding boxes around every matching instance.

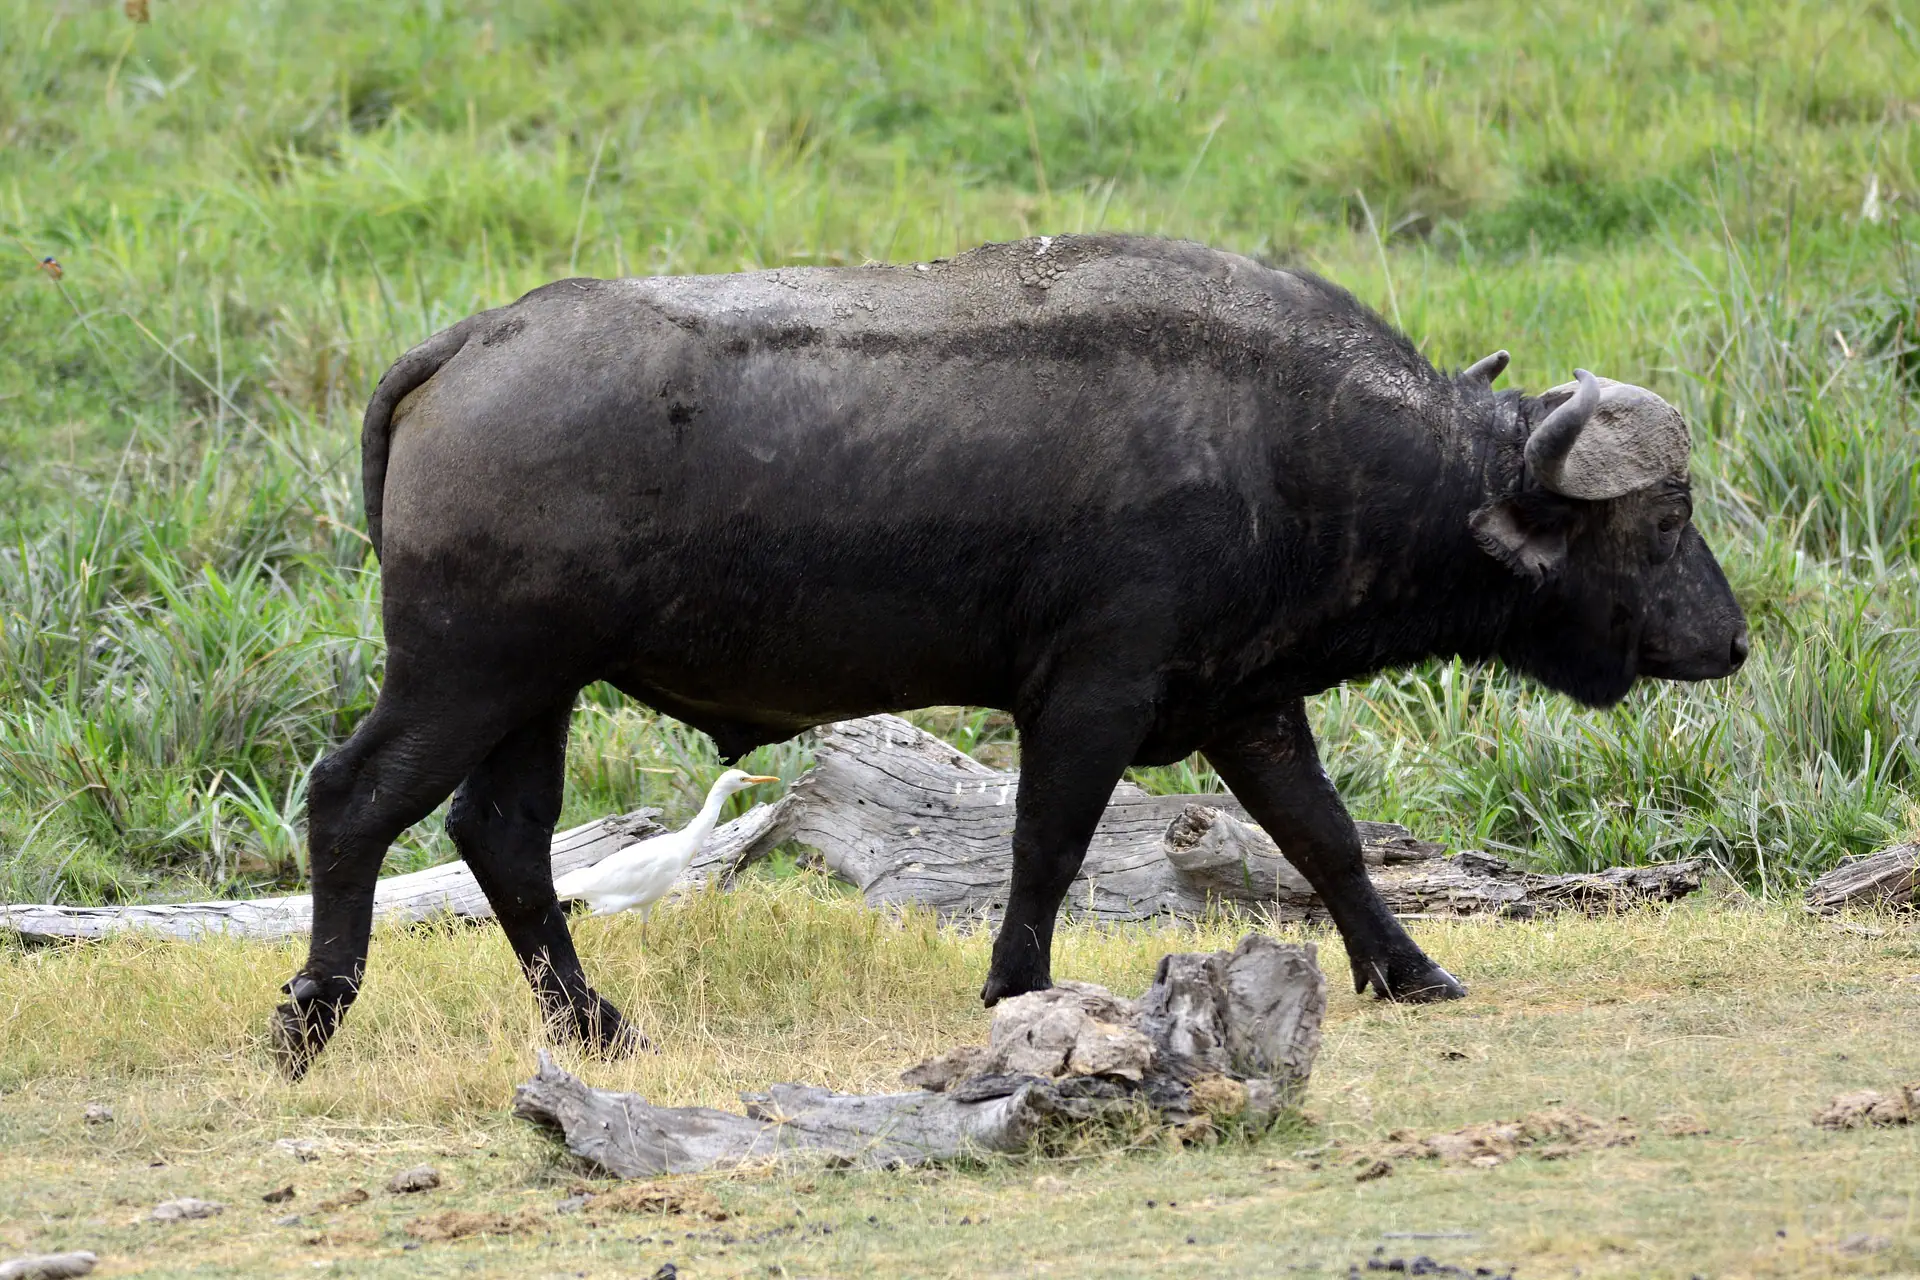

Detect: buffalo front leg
[981,686,1151,1006]
[445,700,642,1056]
[272,701,498,1079]
[1204,701,1465,1002]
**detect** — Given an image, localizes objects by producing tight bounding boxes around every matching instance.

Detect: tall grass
[1,0,1918,903]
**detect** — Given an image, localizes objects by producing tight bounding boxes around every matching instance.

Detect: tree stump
[512,934,1325,1175]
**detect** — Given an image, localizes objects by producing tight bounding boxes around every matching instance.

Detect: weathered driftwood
[1806,844,1920,913]
[513,933,1324,1175]
[697,714,1705,923]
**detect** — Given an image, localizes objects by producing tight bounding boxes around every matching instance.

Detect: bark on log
[1806,844,1920,912]
[513,933,1324,1175]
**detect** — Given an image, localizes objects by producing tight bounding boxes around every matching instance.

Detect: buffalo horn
[1524,368,1600,496]
[1461,349,1510,387]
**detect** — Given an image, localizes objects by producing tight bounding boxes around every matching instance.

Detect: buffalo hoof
[979,967,1052,1008]
[552,993,650,1057]
[1352,954,1468,1003]
[269,1000,343,1081]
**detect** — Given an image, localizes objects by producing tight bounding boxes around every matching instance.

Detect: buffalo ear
[1470,500,1568,583]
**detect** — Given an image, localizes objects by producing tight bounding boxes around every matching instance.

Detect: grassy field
[0,0,1917,903]
[2,888,1918,1277]
[2,5,1920,1275]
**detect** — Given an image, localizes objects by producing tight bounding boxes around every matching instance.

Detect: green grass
[2,890,1917,1277]
[2,0,1919,902]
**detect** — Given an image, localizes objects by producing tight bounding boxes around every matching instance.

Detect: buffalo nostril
[1729,631,1750,668]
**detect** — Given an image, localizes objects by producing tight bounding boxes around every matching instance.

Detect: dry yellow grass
[3,879,1918,1277]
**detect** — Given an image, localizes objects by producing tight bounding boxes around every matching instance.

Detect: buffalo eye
[1650,512,1686,565]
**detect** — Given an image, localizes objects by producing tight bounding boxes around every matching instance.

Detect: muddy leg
[272,697,502,1079]
[981,684,1152,1006]
[445,699,642,1055]
[1204,700,1465,1002]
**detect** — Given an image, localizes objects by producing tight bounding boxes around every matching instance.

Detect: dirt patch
[1813,1084,1916,1129]
[573,1181,727,1221]
[403,1210,545,1242]
[1357,1109,1638,1172]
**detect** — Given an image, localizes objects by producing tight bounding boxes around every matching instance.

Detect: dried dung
[1657,1113,1710,1137]
[1371,1109,1637,1168]
[404,1210,544,1242]
[261,1185,295,1204]
[579,1181,727,1221]
[1812,1085,1917,1130]
[150,1198,224,1222]
[316,1187,369,1211]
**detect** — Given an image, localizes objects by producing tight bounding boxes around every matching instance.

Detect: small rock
[554,1194,591,1215]
[652,1265,678,1280]
[261,1186,294,1204]
[149,1198,224,1222]
[386,1164,441,1194]
[274,1138,322,1162]
[81,1105,113,1126]
[272,1214,302,1228]
[0,1252,98,1280]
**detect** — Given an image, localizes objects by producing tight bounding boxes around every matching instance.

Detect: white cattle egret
[553,769,779,920]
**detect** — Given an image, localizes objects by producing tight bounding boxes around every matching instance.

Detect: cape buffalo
[271,235,1748,1078]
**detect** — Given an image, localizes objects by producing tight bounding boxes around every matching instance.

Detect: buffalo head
[1463,356,1749,708]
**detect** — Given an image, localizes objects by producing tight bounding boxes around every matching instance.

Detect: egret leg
[446,698,644,1055]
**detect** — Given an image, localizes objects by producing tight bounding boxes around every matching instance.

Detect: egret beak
[743,775,780,784]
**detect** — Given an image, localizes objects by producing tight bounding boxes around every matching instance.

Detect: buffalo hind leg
[445,700,641,1055]
[981,684,1152,1005]
[1204,701,1465,1002]
[271,700,502,1079]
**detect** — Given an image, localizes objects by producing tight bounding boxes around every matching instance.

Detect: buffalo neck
[1240,388,1531,694]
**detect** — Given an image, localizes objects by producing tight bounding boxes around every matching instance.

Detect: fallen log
[513,933,1324,1175]
[1,808,710,944]
[3,712,1703,944]
[1805,845,1920,913]
[700,714,1705,923]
